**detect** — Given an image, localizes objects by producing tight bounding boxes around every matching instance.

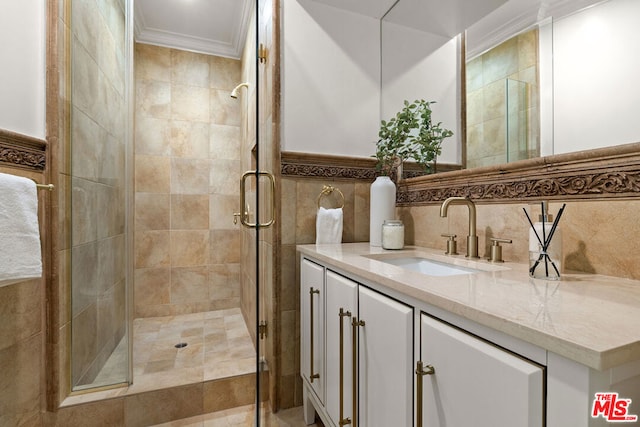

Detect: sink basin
[378,256,481,277]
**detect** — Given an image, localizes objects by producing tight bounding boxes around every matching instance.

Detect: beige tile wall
[134,44,243,318]
[280,177,370,407]
[400,198,640,280]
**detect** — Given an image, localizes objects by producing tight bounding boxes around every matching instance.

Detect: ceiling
[134,0,253,59]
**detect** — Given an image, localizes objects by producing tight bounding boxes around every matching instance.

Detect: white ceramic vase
[369,176,396,246]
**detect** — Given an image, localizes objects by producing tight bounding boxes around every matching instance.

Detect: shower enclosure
[68,0,273,424]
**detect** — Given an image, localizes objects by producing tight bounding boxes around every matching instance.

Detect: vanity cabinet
[418,314,544,427]
[303,267,413,427]
[299,246,640,427]
[301,256,545,427]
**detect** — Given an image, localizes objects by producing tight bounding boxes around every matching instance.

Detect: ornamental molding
[0,129,47,171]
[397,142,640,205]
[281,144,640,204]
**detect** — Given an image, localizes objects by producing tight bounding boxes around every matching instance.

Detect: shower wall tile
[135,193,170,231]
[171,50,210,88]
[210,56,242,91]
[71,108,101,181]
[71,242,98,316]
[209,159,240,196]
[170,230,210,267]
[210,124,241,160]
[135,43,171,82]
[170,158,210,195]
[136,80,171,119]
[71,178,98,246]
[170,120,210,158]
[171,195,210,230]
[209,195,240,230]
[210,89,241,126]
[135,116,171,156]
[135,155,171,193]
[71,303,98,384]
[171,267,209,304]
[134,268,171,308]
[135,230,171,268]
[134,43,241,316]
[171,85,210,122]
[210,230,241,264]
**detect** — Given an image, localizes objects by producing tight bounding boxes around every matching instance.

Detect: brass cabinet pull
[351,318,365,427]
[415,361,435,427]
[239,170,276,228]
[339,308,352,426]
[309,288,320,383]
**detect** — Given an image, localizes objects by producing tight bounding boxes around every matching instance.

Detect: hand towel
[316,207,343,244]
[0,173,42,285]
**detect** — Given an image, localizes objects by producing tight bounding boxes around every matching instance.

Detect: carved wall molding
[397,142,640,205]
[281,152,378,180]
[0,128,47,170]
[282,143,640,204]
[280,151,460,181]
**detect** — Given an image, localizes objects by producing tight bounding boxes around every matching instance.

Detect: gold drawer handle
[339,308,352,426]
[416,361,435,427]
[309,288,320,383]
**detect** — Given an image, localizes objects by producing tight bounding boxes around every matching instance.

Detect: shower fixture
[230,82,250,99]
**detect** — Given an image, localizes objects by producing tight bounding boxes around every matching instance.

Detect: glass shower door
[70,0,133,391]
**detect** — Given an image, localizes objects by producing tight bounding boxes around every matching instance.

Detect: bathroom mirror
[381,0,640,175]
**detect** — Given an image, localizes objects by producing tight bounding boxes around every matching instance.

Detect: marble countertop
[297,243,640,371]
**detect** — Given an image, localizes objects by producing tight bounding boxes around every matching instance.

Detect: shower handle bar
[237,170,276,229]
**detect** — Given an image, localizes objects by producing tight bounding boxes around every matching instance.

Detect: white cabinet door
[326,271,358,427]
[359,286,414,427]
[301,259,325,402]
[420,314,544,427]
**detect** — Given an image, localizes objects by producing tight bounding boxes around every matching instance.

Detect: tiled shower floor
[131,308,255,392]
[83,308,255,393]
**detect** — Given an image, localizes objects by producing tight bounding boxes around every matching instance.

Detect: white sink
[378,256,481,277]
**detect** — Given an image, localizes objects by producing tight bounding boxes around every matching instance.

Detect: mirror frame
[397,141,640,204]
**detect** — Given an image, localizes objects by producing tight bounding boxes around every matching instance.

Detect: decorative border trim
[280,151,461,181]
[0,128,47,170]
[281,152,378,180]
[397,142,640,205]
[282,144,640,204]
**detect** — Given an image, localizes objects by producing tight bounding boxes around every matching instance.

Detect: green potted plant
[374,99,454,177]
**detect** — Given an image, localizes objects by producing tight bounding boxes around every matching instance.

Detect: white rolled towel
[316,207,343,244]
[0,173,42,286]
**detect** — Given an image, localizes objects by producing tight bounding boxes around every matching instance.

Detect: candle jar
[381,219,404,250]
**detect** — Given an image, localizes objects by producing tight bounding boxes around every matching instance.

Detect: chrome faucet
[440,197,479,258]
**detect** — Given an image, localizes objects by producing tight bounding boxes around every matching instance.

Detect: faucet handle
[488,238,512,263]
[441,234,458,255]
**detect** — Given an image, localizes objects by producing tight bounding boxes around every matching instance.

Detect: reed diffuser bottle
[527,202,563,280]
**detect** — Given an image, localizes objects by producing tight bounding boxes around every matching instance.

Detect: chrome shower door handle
[239,170,276,228]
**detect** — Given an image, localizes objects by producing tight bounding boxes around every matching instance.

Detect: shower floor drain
[175,342,188,349]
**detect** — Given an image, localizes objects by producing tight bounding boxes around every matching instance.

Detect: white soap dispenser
[528,202,562,278]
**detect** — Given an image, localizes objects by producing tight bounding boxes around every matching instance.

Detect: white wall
[0,0,46,139]
[553,0,640,154]
[282,0,380,157]
[381,23,461,164]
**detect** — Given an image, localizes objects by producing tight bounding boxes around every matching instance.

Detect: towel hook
[317,185,345,209]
